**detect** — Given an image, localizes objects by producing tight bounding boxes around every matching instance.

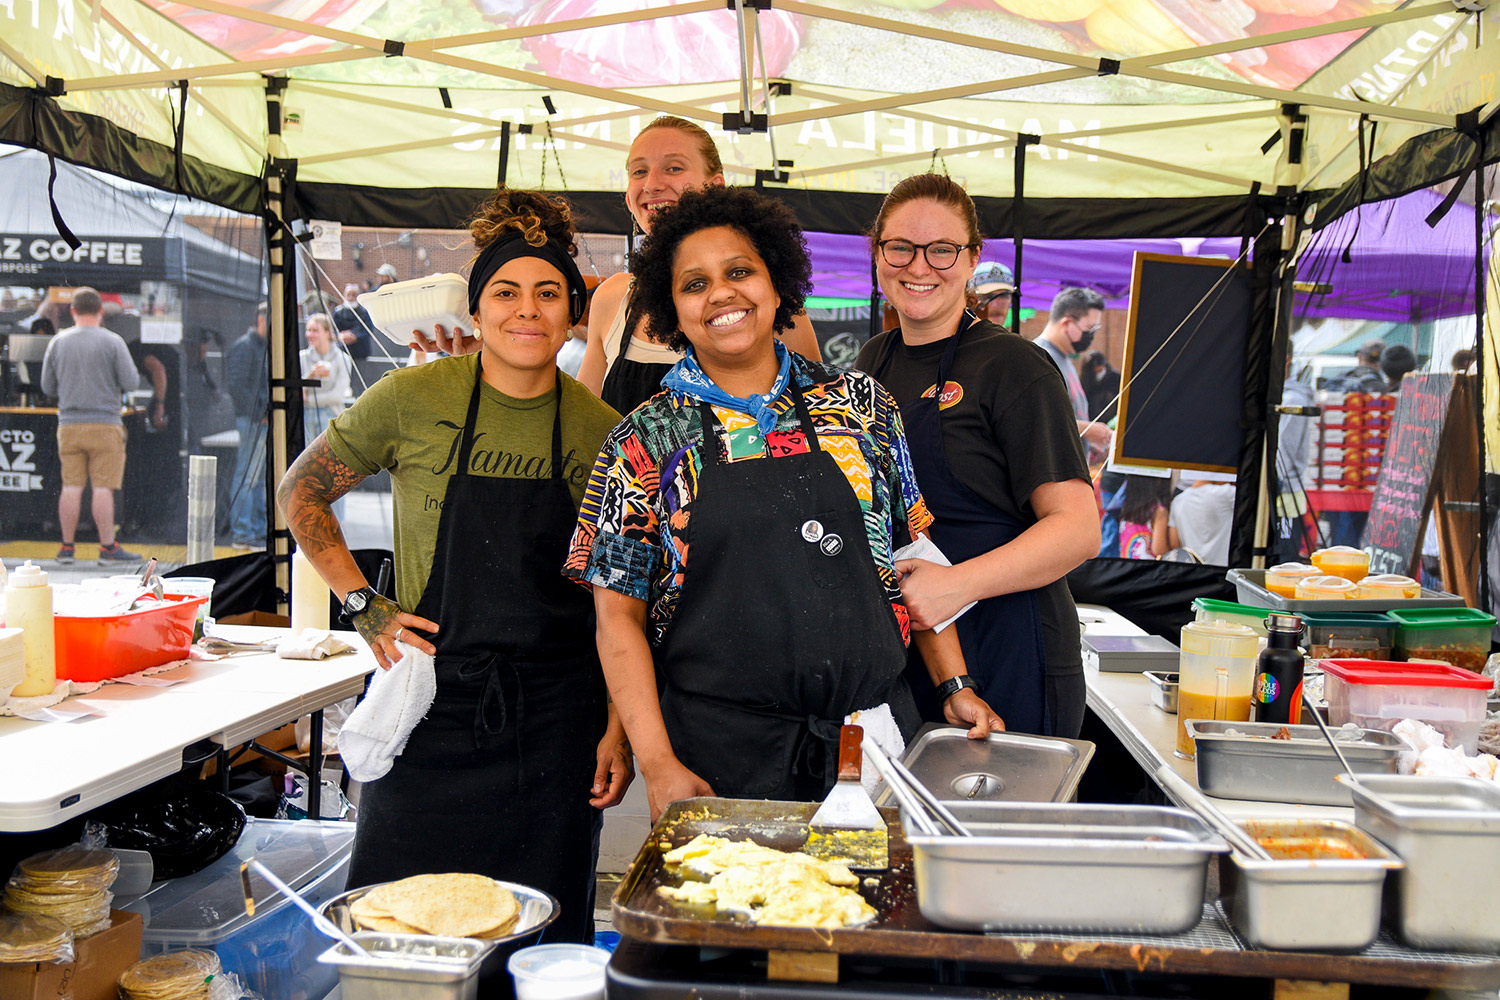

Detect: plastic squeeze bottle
[7,561,56,697]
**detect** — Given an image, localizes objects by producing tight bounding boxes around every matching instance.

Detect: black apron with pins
[347,358,606,981]
[654,378,918,800]
[874,317,1050,735]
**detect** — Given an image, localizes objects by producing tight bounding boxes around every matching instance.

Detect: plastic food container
[1294,575,1358,601]
[1311,546,1370,582]
[1356,574,1420,600]
[320,934,488,1000]
[1264,563,1317,598]
[1191,597,1270,637]
[1220,818,1401,952]
[53,593,208,682]
[1386,607,1496,673]
[1339,773,1500,952]
[1296,611,1396,660]
[509,944,610,1000]
[358,273,470,347]
[1320,659,1491,753]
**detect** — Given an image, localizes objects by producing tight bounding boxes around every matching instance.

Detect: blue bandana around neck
[661,339,792,436]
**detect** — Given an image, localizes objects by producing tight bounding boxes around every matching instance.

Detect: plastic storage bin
[54,593,208,682]
[1386,607,1496,673]
[127,818,354,1000]
[1296,612,1396,660]
[1191,597,1271,637]
[1320,659,1490,753]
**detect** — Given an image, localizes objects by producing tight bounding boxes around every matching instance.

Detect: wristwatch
[935,675,981,703]
[340,586,378,622]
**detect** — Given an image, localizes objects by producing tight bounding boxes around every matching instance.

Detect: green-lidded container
[1296,611,1397,661]
[1192,597,1270,637]
[1386,607,1496,673]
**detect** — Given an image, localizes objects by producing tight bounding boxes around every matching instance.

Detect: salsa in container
[1385,607,1496,673]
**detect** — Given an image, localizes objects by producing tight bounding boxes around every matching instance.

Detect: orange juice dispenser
[1176,620,1259,759]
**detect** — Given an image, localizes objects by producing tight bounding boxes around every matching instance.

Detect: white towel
[338,645,436,781]
[276,628,355,660]
[892,535,975,633]
[846,704,905,797]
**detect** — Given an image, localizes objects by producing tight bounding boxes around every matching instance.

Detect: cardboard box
[0,909,143,1000]
[217,610,290,627]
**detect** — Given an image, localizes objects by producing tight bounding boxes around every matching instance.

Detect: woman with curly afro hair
[565,186,1002,821]
[280,188,631,955]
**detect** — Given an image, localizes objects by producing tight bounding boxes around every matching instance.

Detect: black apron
[655,379,917,800]
[874,317,1051,735]
[347,358,606,980]
[600,302,674,415]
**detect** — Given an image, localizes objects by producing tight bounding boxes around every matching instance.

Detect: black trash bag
[93,784,246,880]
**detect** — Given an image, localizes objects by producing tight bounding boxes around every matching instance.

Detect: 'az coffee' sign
[0,235,167,283]
[0,427,43,493]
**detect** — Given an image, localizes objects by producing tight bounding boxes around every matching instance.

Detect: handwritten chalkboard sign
[1114,253,1253,473]
[1363,372,1454,575]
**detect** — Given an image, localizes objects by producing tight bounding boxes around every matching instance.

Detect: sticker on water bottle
[1254,672,1279,704]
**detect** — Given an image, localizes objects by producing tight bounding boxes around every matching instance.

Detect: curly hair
[467,187,578,258]
[629,186,811,354]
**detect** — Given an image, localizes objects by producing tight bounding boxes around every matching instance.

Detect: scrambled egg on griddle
[658,835,876,929]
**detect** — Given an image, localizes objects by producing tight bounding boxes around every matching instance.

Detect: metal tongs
[241,858,374,959]
[860,738,972,838]
[197,634,279,655]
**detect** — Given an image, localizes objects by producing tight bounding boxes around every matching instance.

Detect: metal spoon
[1302,690,1361,787]
[241,858,374,959]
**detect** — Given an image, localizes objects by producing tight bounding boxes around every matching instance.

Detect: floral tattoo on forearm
[277,436,363,557]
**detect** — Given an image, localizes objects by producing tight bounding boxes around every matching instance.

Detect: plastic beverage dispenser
[1175,619,1259,758]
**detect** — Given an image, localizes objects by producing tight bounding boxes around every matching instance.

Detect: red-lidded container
[1320,659,1491,754]
[54,593,208,683]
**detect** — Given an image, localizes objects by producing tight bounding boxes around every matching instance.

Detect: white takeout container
[508,943,610,1000]
[358,273,471,347]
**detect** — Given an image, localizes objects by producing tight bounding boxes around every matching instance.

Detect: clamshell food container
[1339,773,1500,952]
[320,879,558,989]
[1226,568,1463,614]
[1146,670,1179,713]
[1221,818,1402,952]
[874,726,1094,806]
[1186,720,1403,806]
[905,802,1227,934]
[318,933,488,1000]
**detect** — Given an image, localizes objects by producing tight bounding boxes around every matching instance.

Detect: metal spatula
[803,724,889,870]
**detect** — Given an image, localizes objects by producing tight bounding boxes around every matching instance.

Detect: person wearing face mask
[277,189,632,961]
[1033,287,1111,465]
[412,117,822,416]
[854,174,1100,739]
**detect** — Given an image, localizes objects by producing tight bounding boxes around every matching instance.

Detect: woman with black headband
[278,189,631,953]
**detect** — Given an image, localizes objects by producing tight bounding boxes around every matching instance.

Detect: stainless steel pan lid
[873,725,1094,806]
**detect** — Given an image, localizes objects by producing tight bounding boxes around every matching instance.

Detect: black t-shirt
[856,320,1090,676]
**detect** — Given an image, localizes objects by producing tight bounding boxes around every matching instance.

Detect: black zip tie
[497,121,511,187]
[1339,114,1372,264]
[439,88,452,109]
[383,39,404,57]
[172,80,188,194]
[542,95,556,115]
[1425,106,1485,227]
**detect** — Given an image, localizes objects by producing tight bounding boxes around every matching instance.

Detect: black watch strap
[340,586,378,622]
[935,675,980,703]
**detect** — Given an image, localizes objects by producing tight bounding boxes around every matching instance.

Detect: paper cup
[508,943,610,1000]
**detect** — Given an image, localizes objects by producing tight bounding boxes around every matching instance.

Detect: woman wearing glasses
[855,174,1100,738]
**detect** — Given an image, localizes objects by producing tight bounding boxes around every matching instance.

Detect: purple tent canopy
[808,190,1483,323]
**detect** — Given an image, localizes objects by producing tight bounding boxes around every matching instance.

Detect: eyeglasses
[1073,318,1102,336]
[877,239,968,270]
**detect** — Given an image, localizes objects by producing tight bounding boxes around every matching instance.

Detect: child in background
[1118,474,1173,559]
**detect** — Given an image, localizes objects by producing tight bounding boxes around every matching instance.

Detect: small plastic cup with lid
[1357,573,1420,600]
[1295,575,1360,601]
[1310,546,1370,582]
[509,943,610,1000]
[1264,562,1318,598]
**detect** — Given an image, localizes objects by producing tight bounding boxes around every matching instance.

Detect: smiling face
[305,316,333,352]
[875,198,978,339]
[625,128,725,235]
[671,226,780,374]
[471,255,572,378]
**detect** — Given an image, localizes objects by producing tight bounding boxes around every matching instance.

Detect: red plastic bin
[54,593,209,683]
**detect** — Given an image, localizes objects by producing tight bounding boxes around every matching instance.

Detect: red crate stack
[1308,392,1395,513]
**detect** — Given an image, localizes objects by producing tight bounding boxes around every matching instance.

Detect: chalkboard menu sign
[1363,372,1454,575]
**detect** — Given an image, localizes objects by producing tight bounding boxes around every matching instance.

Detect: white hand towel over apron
[338,645,436,781]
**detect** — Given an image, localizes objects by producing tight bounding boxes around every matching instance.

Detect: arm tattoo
[354,593,402,647]
[277,436,366,556]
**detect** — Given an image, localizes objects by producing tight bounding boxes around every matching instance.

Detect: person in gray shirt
[40,287,143,565]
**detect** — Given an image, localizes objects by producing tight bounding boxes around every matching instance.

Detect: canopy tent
[1,0,1494,611]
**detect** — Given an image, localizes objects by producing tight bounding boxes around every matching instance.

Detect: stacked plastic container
[1312,391,1394,500]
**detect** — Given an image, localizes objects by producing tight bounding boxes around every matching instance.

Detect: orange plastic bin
[54,593,209,683]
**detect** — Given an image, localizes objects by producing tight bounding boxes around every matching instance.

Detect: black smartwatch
[340,586,378,622]
[935,675,981,703]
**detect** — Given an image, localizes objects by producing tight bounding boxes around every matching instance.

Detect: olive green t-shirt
[325,353,621,612]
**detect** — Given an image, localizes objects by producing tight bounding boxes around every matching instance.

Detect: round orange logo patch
[920,381,964,410]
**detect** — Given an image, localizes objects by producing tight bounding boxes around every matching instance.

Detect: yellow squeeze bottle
[7,562,56,698]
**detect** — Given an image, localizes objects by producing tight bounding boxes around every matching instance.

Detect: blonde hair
[305,312,334,338]
[635,116,724,177]
[468,188,578,257]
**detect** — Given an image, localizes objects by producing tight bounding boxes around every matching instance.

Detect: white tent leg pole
[265,159,293,615]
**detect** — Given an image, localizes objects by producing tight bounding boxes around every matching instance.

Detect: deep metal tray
[873,725,1094,807]
[1226,568,1463,613]
[1188,720,1404,806]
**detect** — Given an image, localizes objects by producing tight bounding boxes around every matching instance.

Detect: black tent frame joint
[755,160,794,187]
[723,111,768,134]
[1096,58,1120,76]
[725,0,773,9]
[39,76,65,97]
[383,39,405,57]
[1016,133,1040,148]
[264,76,289,96]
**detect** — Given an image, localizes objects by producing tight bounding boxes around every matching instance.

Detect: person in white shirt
[1168,473,1237,565]
[300,313,351,518]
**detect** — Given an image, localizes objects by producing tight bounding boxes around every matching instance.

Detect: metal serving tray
[1226,568,1463,613]
[1340,774,1500,952]
[873,725,1094,807]
[1187,721,1404,806]
[1083,633,1181,672]
[1221,819,1401,953]
[905,801,1227,934]
[1146,670,1179,713]
[318,933,488,1000]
